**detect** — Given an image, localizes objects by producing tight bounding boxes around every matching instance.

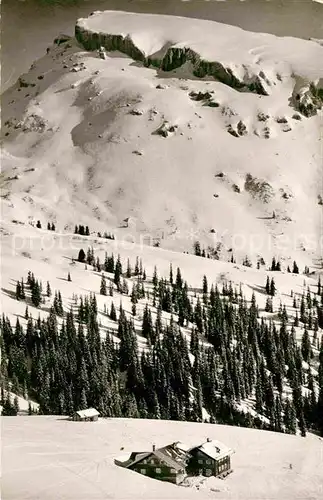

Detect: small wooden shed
[72,408,100,422]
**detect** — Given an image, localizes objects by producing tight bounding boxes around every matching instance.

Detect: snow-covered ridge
[1,12,322,265]
[76,10,323,103]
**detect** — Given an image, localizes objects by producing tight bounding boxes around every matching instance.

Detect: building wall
[72,414,99,421]
[131,456,184,484]
[187,449,216,476]
[187,449,231,477]
[215,455,231,475]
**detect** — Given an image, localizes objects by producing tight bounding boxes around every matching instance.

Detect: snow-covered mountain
[1,11,322,267]
[1,13,323,498]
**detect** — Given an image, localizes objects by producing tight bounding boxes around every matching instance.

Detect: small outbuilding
[72,408,100,422]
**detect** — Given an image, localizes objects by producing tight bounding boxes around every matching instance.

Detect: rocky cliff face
[75,22,269,96]
[75,16,322,114]
[75,23,146,63]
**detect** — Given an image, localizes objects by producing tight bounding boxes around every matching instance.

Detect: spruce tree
[274,396,283,432]
[294,312,299,327]
[152,266,158,288]
[301,328,311,362]
[194,241,201,256]
[292,261,299,274]
[134,257,140,276]
[176,267,183,289]
[270,278,276,297]
[78,249,86,263]
[202,275,208,295]
[20,279,25,299]
[110,302,117,321]
[31,281,41,307]
[126,259,132,278]
[58,291,64,316]
[169,264,173,285]
[284,399,297,434]
[15,280,22,301]
[265,297,273,313]
[13,395,20,414]
[100,274,107,296]
[114,256,122,287]
[298,411,307,437]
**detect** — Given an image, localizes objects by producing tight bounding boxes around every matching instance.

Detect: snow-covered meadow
[2,416,323,500]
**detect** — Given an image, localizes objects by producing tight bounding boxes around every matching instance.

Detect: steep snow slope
[2,416,323,500]
[1,220,320,325]
[1,11,322,269]
[1,220,321,390]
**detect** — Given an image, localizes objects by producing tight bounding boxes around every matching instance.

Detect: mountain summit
[1,10,322,266]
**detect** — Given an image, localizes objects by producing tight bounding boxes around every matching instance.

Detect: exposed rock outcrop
[227,121,247,138]
[75,24,146,62]
[244,173,274,203]
[237,120,247,136]
[257,112,269,122]
[227,125,239,138]
[153,121,178,138]
[291,78,323,117]
[189,91,213,102]
[5,114,47,133]
[189,90,219,108]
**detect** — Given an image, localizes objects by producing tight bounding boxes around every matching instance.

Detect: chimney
[207,437,211,442]
[152,444,156,452]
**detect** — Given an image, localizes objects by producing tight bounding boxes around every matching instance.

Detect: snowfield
[1,221,321,330]
[2,417,323,500]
